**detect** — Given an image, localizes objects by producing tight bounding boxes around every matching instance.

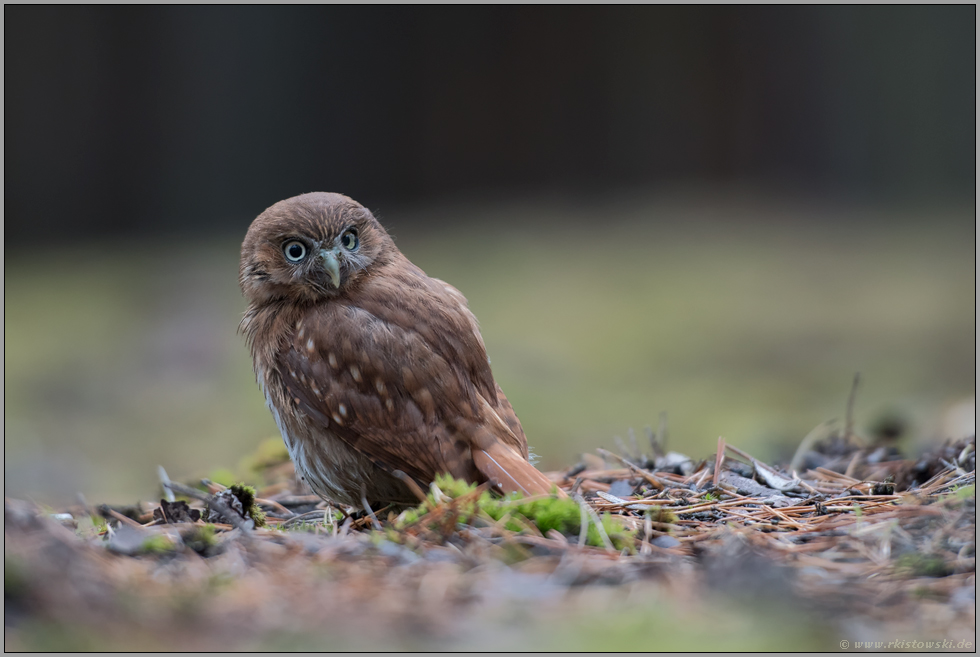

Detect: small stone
[652,535,680,549]
[107,525,148,556]
[607,480,635,498]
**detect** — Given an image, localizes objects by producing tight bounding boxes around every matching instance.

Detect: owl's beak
[319,249,341,288]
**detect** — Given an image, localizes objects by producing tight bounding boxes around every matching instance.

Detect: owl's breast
[256,364,411,506]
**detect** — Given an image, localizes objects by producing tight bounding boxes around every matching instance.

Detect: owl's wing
[428,275,529,459]
[494,383,529,459]
[278,299,555,496]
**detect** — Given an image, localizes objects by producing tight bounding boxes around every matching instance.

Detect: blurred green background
[5,192,974,503]
[4,6,975,503]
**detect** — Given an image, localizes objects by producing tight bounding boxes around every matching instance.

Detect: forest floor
[4,422,975,651]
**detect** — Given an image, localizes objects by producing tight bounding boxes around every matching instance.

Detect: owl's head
[240,192,395,305]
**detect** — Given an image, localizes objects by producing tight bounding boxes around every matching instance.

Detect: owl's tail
[473,441,567,498]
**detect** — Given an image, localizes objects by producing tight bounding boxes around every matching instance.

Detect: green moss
[911,585,932,599]
[229,482,256,508]
[645,506,678,525]
[433,473,480,500]
[182,524,218,555]
[139,534,176,555]
[229,483,266,528]
[598,513,636,552]
[396,475,636,550]
[953,484,975,501]
[483,495,581,534]
[248,506,267,528]
[398,508,422,526]
[895,553,951,578]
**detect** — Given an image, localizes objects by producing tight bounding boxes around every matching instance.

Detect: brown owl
[239,192,559,507]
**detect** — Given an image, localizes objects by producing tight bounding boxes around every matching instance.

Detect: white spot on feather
[338,404,347,418]
[306,338,315,353]
[332,413,343,425]
[350,365,361,382]
[328,353,338,369]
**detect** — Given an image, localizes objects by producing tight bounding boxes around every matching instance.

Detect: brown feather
[473,442,564,497]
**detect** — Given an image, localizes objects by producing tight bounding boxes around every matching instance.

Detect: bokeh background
[5,6,975,504]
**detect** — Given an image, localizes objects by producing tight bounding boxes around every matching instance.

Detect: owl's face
[240,192,395,305]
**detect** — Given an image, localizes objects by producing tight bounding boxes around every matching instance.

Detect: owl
[239,192,559,507]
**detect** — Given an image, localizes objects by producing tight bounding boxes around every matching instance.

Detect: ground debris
[153,499,201,524]
[4,433,975,651]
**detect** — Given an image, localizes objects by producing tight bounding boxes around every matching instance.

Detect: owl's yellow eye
[283,240,307,263]
[341,230,359,251]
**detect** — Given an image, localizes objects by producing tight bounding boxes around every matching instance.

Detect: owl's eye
[283,240,307,263]
[340,230,359,251]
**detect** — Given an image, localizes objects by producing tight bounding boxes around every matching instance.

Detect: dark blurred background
[6,5,974,242]
[5,6,975,503]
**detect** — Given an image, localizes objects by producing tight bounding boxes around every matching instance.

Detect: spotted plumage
[239,192,558,506]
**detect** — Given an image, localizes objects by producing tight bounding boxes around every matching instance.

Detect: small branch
[361,490,382,531]
[844,373,860,443]
[254,498,295,518]
[657,411,668,453]
[712,436,726,489]
[723,441,757,464]
[282,510,336,529]
[162,481,211,503]
[157,466,176,503]
[105,508,144,530]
